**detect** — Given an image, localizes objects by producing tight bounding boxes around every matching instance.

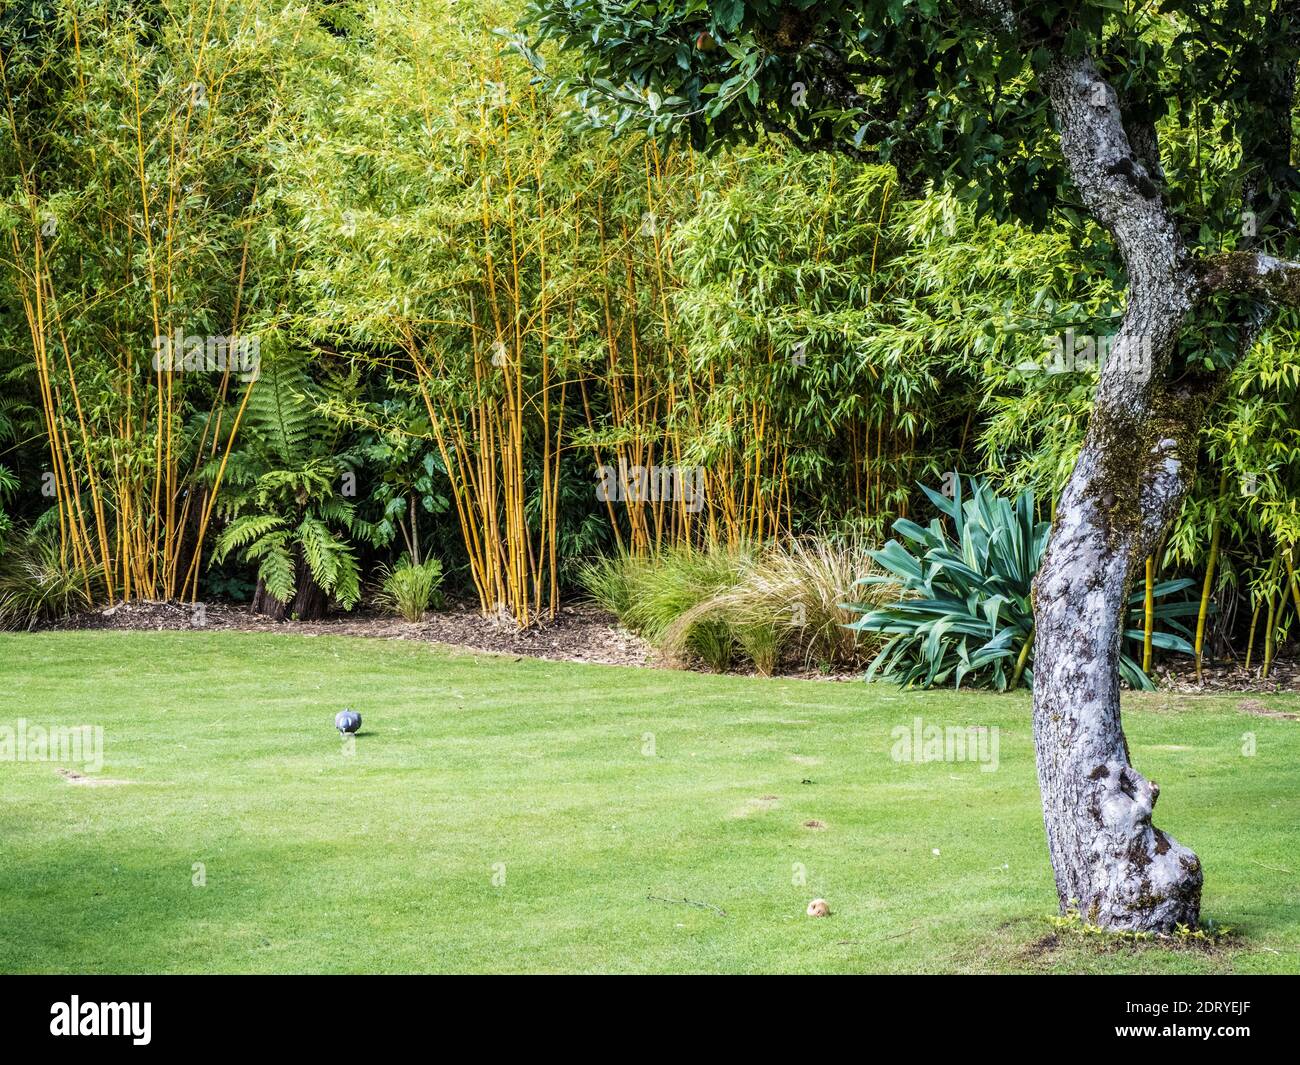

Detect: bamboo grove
[1,0,1298,668]
[0,0,310,602]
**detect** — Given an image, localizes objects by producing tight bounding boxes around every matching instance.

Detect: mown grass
[0,631,1296,974]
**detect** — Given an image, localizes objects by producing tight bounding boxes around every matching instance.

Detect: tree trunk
[250,547,329,622]
[1031,53,1208,931]
[409,495,421,566]
[251,577,287,621]
[289,558,328,621]
[1032,389,1204,929]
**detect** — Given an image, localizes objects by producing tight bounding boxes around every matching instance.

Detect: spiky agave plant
[846,477,1196,690]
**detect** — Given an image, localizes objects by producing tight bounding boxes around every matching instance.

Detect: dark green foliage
[208,341,379,610]
[521,1,1300,246]
[340,392,452,570]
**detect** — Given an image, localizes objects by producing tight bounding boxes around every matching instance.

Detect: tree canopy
[520,1,1300,251]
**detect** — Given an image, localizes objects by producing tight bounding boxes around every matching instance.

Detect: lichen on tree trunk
[1030,51,1210,931]
[1032,420,1203,930]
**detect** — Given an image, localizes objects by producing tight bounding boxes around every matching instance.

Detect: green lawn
[0,631,1296,974]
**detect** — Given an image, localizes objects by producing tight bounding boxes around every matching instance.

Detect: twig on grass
[647,894,728,917]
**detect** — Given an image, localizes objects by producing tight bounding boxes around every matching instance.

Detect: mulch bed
[44,598,1300,691]
[1156,657,1300,694]
[51,598,656,669]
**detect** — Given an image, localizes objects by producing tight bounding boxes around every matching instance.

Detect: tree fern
[253,534,297,605]
[205,336,380,615]
[212,514,287,563]
[241,337,316,468]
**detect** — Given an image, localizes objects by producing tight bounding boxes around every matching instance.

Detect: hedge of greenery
[0,1,1296,678]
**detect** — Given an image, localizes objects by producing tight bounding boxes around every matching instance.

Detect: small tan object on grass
[806,898,830,918]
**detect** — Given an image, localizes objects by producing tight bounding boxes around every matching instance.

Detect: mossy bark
[1033,53,1206,931]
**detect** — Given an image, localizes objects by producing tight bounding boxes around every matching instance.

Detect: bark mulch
[51,598,656,669]
[1156,657,1300,694]
[45,599,1300,691]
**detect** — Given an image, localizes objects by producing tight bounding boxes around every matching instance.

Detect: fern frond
[316,498,358,530]
[297,515,341,591]
[331,546,362,609]
[257,539,297,604]
[239,336,318,466]
[242,530,291,563]
[212,514,286,563]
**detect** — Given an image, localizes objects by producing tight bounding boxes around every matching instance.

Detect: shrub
[579,542,753,670]
[846,477,1196,690]
[577,549,645,620]
[659,535,883,674]
[581,536,882,675]
[0,532,97,631]
[376,557,445,622]
[624,542,754,670]
[748,534,882,671]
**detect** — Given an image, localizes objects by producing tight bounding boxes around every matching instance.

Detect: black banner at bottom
[0,974,1294,1051]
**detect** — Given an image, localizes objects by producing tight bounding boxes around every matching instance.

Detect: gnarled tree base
[1074,760,1201,930]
